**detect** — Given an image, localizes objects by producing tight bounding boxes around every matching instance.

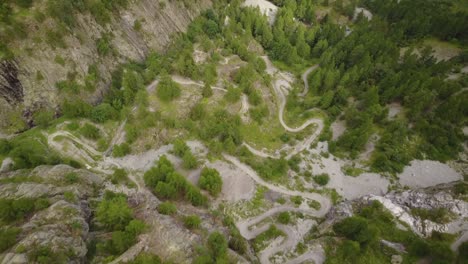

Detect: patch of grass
[240,118,286,151]
[291,195,303,206]
[411,207,455,224]
[313,173,330,186]
[342,166,365,177]
[253,225,285,252]
[307,200,321,210]
[157,202,177,215]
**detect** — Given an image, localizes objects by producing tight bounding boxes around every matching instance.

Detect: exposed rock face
[0,0,212,120]
[0,165,103,199]
[2,201,91,264]
[323,184,467,238]
[0,60,23,105]
[0,165,104,263]
[368,187,467,237]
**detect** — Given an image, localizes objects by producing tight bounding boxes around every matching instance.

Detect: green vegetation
[157,202,177,215]
[0,198,50,224]
[172,139,198,169]
[198,167,223,197]
[253,225,285,252]
[96,191,133,231]
[327,201,457,263]
[144,156,207,206]
[33,109,55,128]
[157,72,181,102]
[0,227,21,252]
[313,173,330,186]
[0,134,64,169]
[64,172,79,184]
[183,215,201,229]
[113,143,131,157]
[28,245,67,264]
[94,191,145,258]
[411,207,454,224]
[237,146,289,181]
[194,231,229,264]
[110,168,134,187]
[79,123,101,140]
[277,212,291,224]
[124,253,164,264]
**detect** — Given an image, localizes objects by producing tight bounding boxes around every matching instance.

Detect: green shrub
[0,227,21,252]
[28,245,66,264]
[125,253,162,264]
[183,215,201,229]
[144,156,207,206]
[66,122,80,131]
[207,231,228,261]
[96,36,113,56]
[0,198,35,223]
[64,172,79,184]
[190,103,206,121]
[96,192,133,231]
[61,99,92,118]
[0,139,11,155]
[182,151,198,169]
[202,83,213,98]
[333,216,378,245]
[33,109,54,128]
[225,86,241,102]
[34,198,50,211]
[173,139,189,157]
[63,191,76,203]
[113,143,131,157]
[313,173,330,186]
[291,196,303,206]
[277,212,290,224]
[157,202,177,215]
[111,169,129,184]
[458,241,468,263]
[156,72,181,102]
[8,137,59,169]
[90,103,118,123]
[79,124,101,140]
[411,207,453,224]
[198,167,222,197]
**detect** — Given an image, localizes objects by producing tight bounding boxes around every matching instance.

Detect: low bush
[198,167,222,197]
[313,173,330,186]
[157,202,177,215]
[277,212,290,224]
[80,124,101,140]
[183,215,201,229]
[0,227,21,252]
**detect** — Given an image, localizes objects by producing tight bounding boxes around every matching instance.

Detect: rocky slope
[0,165,103,264]
[0,0,212,129]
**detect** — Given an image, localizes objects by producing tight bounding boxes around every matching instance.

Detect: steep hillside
[0,0,211,131]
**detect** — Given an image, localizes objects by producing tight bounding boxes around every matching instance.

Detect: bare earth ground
[398,160,463,188]
[330,120,346,141]
[388,102,403,119]
[242,0,278,24]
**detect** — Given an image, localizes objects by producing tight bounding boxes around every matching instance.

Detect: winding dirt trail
[299,65,319,96]
[46,58,328,264]
[224,155,331,213]
[228,58,328,264]
[243,58,323,159]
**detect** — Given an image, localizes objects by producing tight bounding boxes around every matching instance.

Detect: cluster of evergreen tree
[220,0,466,173]
[144,155,207,206]
[362,0,468,43]
[93,191,146,258]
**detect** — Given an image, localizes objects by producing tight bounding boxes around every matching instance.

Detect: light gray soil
[398,160,462,188]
